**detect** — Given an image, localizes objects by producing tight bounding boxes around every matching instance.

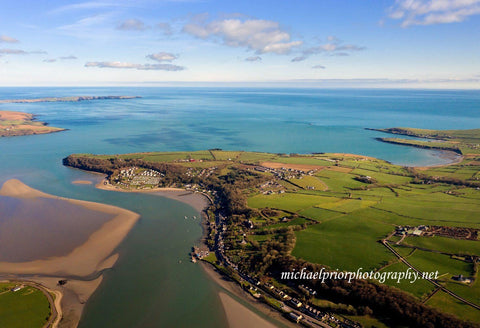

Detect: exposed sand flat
[0,179,140,328]
[0,179,140,277]
[218,292,279,328]
[72,180,93,185]
[201,263,296,328]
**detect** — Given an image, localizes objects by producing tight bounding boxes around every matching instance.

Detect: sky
[0,0,479,88]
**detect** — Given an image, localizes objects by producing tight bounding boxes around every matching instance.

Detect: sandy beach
[0,179,140,328]
[219,292,279,328]
[413,150,464,170]
[95,179,211,212]
[200,262,297,328]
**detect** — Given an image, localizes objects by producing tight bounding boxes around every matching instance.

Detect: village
[113,167,164,188]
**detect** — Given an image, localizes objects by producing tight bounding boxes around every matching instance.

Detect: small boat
[184,216,188,219]
[193,216,197,220]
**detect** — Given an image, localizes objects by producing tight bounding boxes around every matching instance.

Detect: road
[382,239,480,311]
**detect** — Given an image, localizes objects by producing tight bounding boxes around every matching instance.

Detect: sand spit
[0,179,140,277]
[72,180,93,185]
[0,179,140,328]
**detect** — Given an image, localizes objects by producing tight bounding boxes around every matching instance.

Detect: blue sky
[0,0,479,88]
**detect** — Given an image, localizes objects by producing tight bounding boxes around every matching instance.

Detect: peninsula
[63,129,480,328]
[0,111,65,137]
[369,127,480,157]
[0,95,141,104]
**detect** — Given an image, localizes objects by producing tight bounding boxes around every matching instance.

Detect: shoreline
[92,179,295,328]
[0,179,140,328]
[413,149,464,169]
[95,179,212,213]
[200,262,297,328]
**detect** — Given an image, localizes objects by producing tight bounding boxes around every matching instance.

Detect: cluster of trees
[63,155,187,186]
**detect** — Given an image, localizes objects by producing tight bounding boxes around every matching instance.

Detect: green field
[292,214,394,271]
[288,175,328,190]
[402,236,480,256]
[426,290,480,324]
[405,250,473,279]
[66,134,480,326]
[0,283,51,328]
[378,261,435,298]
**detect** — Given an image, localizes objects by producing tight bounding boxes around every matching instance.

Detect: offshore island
[58,127,480,328]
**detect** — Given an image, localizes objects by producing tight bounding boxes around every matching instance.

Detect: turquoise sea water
[0,87,479,327]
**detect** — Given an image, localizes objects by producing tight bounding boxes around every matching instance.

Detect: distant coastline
[0,95,141,104]
[0,110,65,137]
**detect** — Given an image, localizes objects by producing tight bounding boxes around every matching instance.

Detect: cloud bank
[85,61,184,71]
[389,0,480,27]
[183,16,302,54]
[0,35,19,43]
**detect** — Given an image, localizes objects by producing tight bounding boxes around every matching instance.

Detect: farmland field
[0,283,51,328]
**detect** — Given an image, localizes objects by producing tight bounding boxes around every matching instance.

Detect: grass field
[292,214,394,271]
[405,250,473,279]
[378,261,435,298]
[288,175,328,191]
[426,290,480,323]
[402,236,480,256]
[69,143,480,324]
[0,283,51,328]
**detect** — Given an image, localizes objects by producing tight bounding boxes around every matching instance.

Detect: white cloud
[183,17,302,54]
[303,40,365,56]
[156,22,173,35]
[389,0,480,27]
[245,56,262,62]
[312,64,326,69]
[0,48,26,54]
[85,61,185,71]
[146,52,178,62]
[0,48,46,55]
[59,55,78,60]
[291,56,307,62]
[117,19,147,31]
[43,55,78,62]
[0,35,19,43]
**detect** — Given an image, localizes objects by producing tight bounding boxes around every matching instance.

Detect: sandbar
[0,179,140,328]
[72,180,93,185]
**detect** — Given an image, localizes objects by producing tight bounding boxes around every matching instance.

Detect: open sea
[0,87,479,327]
